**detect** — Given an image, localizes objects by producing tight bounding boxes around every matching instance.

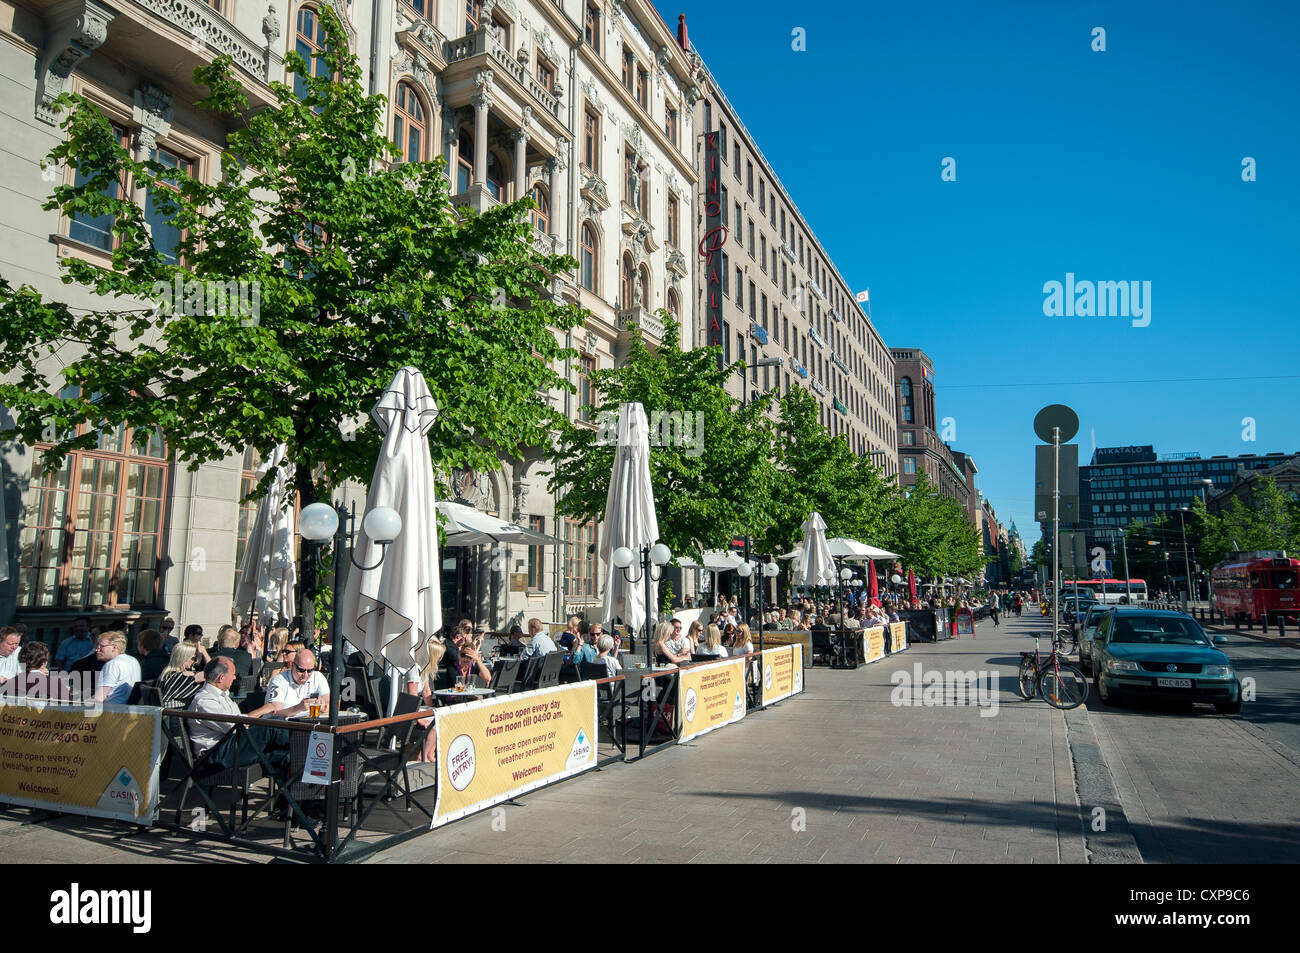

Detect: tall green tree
[883,467,981,580]
[548,314,776,560]
[757,386,894,556]
[0,5,582,520]
[1198,477,1299,566]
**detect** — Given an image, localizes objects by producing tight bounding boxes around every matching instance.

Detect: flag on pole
[855,289,869,303]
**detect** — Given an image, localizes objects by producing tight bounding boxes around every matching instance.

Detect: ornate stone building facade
[0,0,697,640]
[686,27,898,477]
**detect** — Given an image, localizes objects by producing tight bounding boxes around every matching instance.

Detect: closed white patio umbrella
[234,444,297,627]
[338,367,443,711]
[799,512,836,589]
[600,402,660,637]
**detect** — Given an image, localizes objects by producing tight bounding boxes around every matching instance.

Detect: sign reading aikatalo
[431,683,597,828]
[760,644,803,708]
[0,701,161,824]
[677,657,747,743]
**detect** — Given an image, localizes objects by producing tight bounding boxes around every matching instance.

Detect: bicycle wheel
[1017,658,1039,699]
[1055,628,1077,654]
[1038,662,1089,710]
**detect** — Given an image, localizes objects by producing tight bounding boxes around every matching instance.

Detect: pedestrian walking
[990,591,1000,627]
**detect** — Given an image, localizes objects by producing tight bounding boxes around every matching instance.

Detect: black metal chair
[536,651,566,689]
[355,693,425,814]
[168,716,264,828]
[345,664,377,716]
[517,656,543,691]
[233,674,258,699]
[137,684,162,707]
[489,658,522,694]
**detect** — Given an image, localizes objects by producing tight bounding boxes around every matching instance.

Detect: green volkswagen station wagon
[1092,608,1241,714]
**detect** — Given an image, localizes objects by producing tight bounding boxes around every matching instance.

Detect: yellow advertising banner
[432,682,597,828]
[760,644,804,707]
[862,626,887,665]
[677,658,747,743]
[0,700,161,824]
[890,622,909,653]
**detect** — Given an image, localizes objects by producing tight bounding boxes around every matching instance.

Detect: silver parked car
[1077,604,1111,675]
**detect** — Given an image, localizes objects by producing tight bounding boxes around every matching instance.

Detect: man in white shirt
[0,627,22,684]
[518,618,557,661]
[249,649,329,718]
[94,630,141,704]
[189,658,290,772]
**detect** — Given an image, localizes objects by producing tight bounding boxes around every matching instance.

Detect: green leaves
[549,313,775,561]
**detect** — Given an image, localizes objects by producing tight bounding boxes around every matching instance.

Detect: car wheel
[1095,671,1119,707]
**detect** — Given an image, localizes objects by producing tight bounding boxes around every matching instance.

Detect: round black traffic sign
[1033,404,1079,443]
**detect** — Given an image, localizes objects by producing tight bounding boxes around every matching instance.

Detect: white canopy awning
[677,550,745,572]
[439,500,563,546]
[781,537,901,562]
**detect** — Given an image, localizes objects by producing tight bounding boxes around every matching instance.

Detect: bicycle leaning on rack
[1018,632,1088,709]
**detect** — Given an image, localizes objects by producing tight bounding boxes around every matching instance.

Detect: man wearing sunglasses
[249,649,329,718]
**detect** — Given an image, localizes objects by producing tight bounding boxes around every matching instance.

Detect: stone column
[472,91,489,187]
[130,83,173,207]
[547,147,568,246]
[512,127,530,202]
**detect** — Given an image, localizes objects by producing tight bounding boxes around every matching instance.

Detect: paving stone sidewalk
[0,614,1088,864]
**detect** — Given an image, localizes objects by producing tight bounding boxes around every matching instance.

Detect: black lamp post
[738,555,779,653]
[612,542,672,668]
[298,500,402,857]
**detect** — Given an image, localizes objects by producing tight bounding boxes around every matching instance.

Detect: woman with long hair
[700,624,728,658]
[158,642,204,708]
[729,623,754,657]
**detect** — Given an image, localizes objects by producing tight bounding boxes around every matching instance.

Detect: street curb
[1200,624,1300,649]
[1062,704,1145,863]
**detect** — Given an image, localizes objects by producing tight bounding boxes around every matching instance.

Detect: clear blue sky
[655,0,1300,541]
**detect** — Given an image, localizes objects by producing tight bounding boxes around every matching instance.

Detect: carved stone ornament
[36,0,119,125]
[585,331,598,352]
[262,4,281,46]
[131,82,173,153]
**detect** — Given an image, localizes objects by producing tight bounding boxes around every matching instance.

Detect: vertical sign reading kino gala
[700,129,726,367]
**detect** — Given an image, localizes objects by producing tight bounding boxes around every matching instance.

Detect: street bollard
[1234,613,1240,632]
[1281,617,1287,639]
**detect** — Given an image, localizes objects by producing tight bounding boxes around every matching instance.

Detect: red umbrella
[868,561,879,602]
[908,570,917,600]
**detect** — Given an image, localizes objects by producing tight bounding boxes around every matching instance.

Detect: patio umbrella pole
[644,544,653,669]
[324,501,347,861]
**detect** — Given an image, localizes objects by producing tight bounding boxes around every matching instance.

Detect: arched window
[528,184,549,233]
[392,82,427,163]
[620,254,634,308]
[666,288,679,318]
[486,151,505,200]
[637,265,651,309]
[580,222,597,291]
[294,6,331,101]
[457,128,474,193]
[900,376,914,424]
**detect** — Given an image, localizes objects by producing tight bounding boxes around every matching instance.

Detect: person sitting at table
[795,612,811,632]
[570,625,598,667]
[0,626,22,686]
[728,623,754,657]
[654,621,692,665]
[404,637,443,762]
[698,624,729,659]
[7,642,69,702]
[182,624,212,671]
[504,624,527,655]
[439,621,492,688]
[136,628,170,682]
[239,623,266,677]
[158,642,205,709]
[213,624,255,681]
[248,649,329,718]
[518,617,557,662]
[261,637,302,689]
[593,634,622,678]
[53,616,95,671]
[560,615,582,650]
[94,630,141,704]
[188,657,291,775]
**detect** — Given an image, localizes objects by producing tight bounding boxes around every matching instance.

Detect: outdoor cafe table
[433,686,496,706]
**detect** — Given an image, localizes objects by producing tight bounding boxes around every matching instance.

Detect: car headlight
[1203,665,1234,678]
[1107,659,1139,673]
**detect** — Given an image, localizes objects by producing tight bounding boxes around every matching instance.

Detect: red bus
[1211,555,1300,624]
